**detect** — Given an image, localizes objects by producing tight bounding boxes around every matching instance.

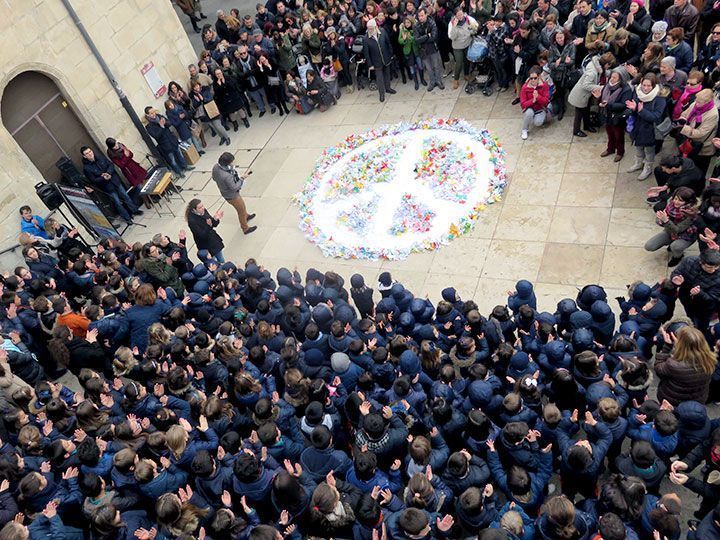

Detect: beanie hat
[652,21,667,34]
[252,28,263,36]
[331,352,351,373]
[630,0,644,7]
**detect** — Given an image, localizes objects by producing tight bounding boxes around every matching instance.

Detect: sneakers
[626,158,643,172]
[638,163,653,180]
[521,129,528,140]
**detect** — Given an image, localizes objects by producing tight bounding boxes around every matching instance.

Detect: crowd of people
[3,188,720,539]
[13,0,720,538]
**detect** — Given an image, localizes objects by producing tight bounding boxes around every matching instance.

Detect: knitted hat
[651,21,667,34]
[252,28,263,36]
[331,352,351,373]
[630,0,644,7]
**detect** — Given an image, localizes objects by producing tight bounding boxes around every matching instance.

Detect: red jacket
[519,81,550,112]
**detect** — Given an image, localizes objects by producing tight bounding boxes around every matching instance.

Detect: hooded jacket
[537,340,572,376]
[676,400,712,457]
[589,301,616,345]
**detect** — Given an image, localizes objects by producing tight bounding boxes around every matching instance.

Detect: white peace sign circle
[296,118,507,260]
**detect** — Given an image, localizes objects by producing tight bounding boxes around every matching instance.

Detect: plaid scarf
[666,200,697,241]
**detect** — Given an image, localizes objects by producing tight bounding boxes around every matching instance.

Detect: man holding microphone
[211,152,257,235]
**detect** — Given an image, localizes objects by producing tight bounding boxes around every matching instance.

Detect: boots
[242,117,250,128]
[626,156,644,173]
[412,69,419,90]
[638,163,653,181]
[401,69,407,84]
[191,16,200,33]
[419,70,427,86]
[232,120,239,132]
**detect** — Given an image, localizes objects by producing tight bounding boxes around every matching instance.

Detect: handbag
[204,99,220,119]
[678,136,703,161]
[333,58,343,72]
[564,68,582,90]
[268,75,281,86]
[189,120,202,138]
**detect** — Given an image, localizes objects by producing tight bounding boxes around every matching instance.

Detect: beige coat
[680,104,719,156]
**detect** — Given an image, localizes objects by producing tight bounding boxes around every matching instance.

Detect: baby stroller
[348,35,377,92]
[465,36,494,96]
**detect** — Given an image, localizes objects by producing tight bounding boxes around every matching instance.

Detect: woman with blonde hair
[677,88,719,175]
[655,325,717,405]
[164,415,218,469]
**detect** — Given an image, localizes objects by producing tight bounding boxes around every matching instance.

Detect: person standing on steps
[211,152,257,235]
[364,18,396,103]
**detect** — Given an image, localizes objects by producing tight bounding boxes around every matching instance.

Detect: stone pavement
[125,79,679,315]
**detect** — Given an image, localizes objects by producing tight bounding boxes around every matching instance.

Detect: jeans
[522,108,546,132]
[213,249,225,263]
[247,88,268,112]
[165,147,188,175]
[106,180,139,222]
[635,145,656,165]
[644,230,694,258]
[422,52,443,87]
[452,47,468,80]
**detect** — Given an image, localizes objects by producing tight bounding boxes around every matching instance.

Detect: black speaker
[34,182,63,211]
[55,157,88,188]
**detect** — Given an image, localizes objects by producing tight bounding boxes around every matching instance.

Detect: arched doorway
[1,71,95,182]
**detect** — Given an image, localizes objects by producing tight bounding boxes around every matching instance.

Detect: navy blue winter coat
[628,93,666,147]
[126,299,172,352]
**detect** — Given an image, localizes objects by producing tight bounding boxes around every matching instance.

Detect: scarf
[601,81,623,105]
[635,84,659,103]
[687,99,715,125]
[672,83,702,120]
[590,19,610,34]
[665,200,698,241]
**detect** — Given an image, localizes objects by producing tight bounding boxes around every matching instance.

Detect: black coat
[82,154,123,188]
[66,337,110,377]
[363,29,394,68]
[187,210,224,255]
[145,119,180,154]
[213,74,247,115]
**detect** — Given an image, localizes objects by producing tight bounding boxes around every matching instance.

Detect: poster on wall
[57,185,121,240]
[141,62,167,98]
